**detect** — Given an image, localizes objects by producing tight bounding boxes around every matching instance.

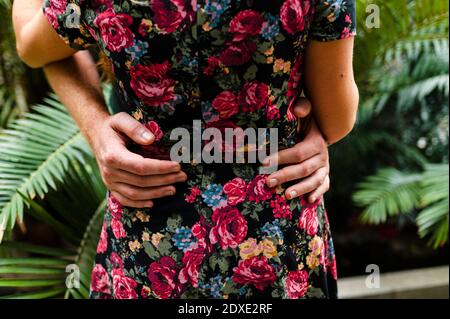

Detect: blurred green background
[0,0,448,298]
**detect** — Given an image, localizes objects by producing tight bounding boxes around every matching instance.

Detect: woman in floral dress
[14,0,358,299]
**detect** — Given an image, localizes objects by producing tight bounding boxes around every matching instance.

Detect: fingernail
[268,178,278,188]
[289,190,298,199]
[141,131,154,142]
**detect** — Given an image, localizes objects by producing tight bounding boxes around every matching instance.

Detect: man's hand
[264,98,330,203]
[92,112,187,208]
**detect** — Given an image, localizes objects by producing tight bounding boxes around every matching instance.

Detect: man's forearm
[43,51,110,149]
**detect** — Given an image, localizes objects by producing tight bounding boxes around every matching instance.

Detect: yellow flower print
[136,210,150,222]
[260,238,278,259]
[141,285,152,297]
[239,238,262,260]
[273,59,285,73]
[273,58,291,74]
[141,19,153,33]
[142,231,150,242]
[128,240,142,252]
[306,253,320,270]
[151,233,165,248]
[133,109,143,121]
[283,61,291,73]
[266,56,274,64]
[308,236,323,257]
[202,22,212,32]
[264,46,275,56]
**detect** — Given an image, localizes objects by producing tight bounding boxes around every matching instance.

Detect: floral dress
[43,0,356,299]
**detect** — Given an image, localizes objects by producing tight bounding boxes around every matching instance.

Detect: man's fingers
[293,97,312,118]
[308,175,330,203]
[101,144,181,175]
[110,112,154,145]
[285,167,328,200]
[110,183,177,201]
[110,191,154,209]
[107,169,188,187]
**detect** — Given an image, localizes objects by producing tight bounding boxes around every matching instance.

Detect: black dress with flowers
[43,0,356,299]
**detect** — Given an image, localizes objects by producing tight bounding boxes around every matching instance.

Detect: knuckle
[102,152,116,166]
[125,189,139,200]
[314,138,326,151]
[134,163,147,175]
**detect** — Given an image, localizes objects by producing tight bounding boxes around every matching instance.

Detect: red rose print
[238,81,269,112]
[285,269,309,299]
[212,91,239,119]
[220,40,257,66]
[130,62,176,107]
[92,0,113,9]
[209,206,248,249]
[43,0,67,28]
[186,186,201,203]
[232,256,276,290]
[96,223,108,254]
[223,178,247,206]
[229,10,264,42]
[94,9,134,52]
[286,56,303,121]
[266,100,280,121]
[247,175,274,202]
[112,268,138,299]
[110,218,126,239]
[204,56,222,76]
[270,195,293,220]
[108,194,123,219]
[145,121,164,141]
[148,256,183,299]
[298,197,319,236]
[280,0,311,35]
[150,0,195,34]
[178,245,206,287]
[90,264,111,294]
[110,252,124,270]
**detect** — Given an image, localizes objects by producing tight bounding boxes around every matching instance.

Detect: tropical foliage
[349,0,449,248]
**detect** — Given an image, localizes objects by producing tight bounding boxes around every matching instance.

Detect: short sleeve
[42,0,95,50]
[309,0,357,42]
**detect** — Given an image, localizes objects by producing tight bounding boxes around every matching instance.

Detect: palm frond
[353,168,423,224]
[0,95,93,240]
[416,164,449,248]
[0,200,105,299]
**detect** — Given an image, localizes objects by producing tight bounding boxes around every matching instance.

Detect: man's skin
[43,51,331,208]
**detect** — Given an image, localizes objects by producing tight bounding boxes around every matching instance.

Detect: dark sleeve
[309,0,357,42]
[42,0,95,50]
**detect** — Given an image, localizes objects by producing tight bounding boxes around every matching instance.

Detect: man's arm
[44,52,187,208]
[43,51,109,149]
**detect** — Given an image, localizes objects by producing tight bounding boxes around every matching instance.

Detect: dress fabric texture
[43,0,356,299]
